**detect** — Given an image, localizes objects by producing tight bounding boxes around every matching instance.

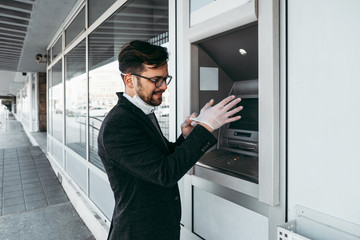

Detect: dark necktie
[148,112,168,151]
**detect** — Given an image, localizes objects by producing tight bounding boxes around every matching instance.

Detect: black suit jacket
[98,93,217,240]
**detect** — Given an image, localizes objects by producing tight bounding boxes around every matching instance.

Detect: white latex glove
[181,112,198,138]
[190,95,243,131]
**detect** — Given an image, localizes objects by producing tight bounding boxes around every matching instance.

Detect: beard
[135,79,164,106]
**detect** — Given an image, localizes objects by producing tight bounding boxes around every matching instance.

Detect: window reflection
[52,35,62,60]
[65,7,85,46]
[88,0,169,171]
[48,69,52,135]
[65,40,87,158]
[88,0,117,27]
[50,60,63,142]
[88,61,123,171]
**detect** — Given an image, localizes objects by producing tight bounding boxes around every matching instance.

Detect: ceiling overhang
[0,0,77,97]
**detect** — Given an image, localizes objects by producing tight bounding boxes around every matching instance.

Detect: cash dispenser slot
[227,140,258,152]
[194,23,259,183]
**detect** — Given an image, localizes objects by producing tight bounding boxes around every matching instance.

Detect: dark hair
[118,40,168,79]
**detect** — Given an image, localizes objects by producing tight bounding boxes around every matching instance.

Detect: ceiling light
[239,48,247,56]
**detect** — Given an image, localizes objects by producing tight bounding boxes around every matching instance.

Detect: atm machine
[197,80,259,183]
[193,23,260,184]
[179,1,280,239]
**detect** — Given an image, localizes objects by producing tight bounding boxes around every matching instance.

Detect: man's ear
[124,74,134,89]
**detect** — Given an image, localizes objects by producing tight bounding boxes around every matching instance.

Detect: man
[98,40,242,240]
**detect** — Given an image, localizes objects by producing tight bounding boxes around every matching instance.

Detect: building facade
[6,0,360,240]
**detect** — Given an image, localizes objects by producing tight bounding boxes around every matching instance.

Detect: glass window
[88,0,117,27]
[190,0,214,12]
[65,40,87,158]
[65,7,85,46]
[88,0,169,171]
[48,69,52,136]
[50,60,63,142]
[52,35,62,60]
[189,0,249,26]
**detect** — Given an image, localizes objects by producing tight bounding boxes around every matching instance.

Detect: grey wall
[287,0,360,227]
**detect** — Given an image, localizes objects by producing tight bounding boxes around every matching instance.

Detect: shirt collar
[123,92,156,115]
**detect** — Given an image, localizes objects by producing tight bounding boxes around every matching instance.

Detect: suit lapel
[119,94,169,153]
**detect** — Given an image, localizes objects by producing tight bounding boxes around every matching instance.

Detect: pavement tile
[42,184,63,192]
[4,170,20,176]
[21,177,40,184]
[25,192,46,202]
[45,189,66,199]
[3,196,25,207]
[3,164,18,169]
[21,172,39,179]
[30,152,43,157]
[38,170,55,176]
[22,182,42,190]
[20,168,38,174]
[17,152,31,156]
[19,162,36,168]
[23,187,44,196]
[25,199,49,210]
[2,179,21,187]
[17,146,29,150]
[4,159,19,164]
[33,155,47,159]
[3,175,21,182]
[4,152,17,156]
[20,168,37,173]
[41,179,60,186]
[2,203,26,215]
[3,190,23,199]
[3,184,22,193]
[3,158,18,163]
[39,175,58,181]
[4,165,20,171]
[37,167,52,172]
[18,158,33,163]
[19,159,35,164]
[37,162,51,167]
[3,163,18,168]
[47,195,69,205]
[0,137,94,237]
[3,155,17,159]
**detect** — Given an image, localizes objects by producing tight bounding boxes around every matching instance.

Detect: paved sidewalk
[0,114,95,240]
[0,113,32,149]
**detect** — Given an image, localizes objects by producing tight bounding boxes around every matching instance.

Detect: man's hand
[190,96,243,131]
[181,112,198,138]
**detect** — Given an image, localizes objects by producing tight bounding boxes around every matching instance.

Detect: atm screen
[229,98,258,131]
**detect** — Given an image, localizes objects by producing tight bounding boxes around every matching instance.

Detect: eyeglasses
[131,73,172,88]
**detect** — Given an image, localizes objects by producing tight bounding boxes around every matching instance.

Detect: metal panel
[89,169,114,219]
[193,186,269,240]
[258,0,280,205]
[287,0,360,226]
[51,137,64,166]
[65,150,87,193]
